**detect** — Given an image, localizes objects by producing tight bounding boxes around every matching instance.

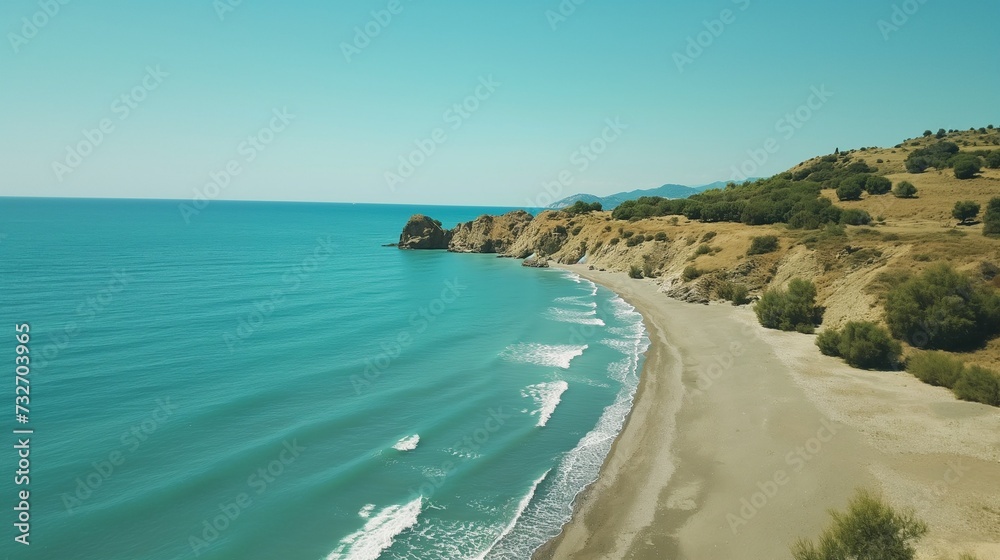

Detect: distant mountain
[546,180,755,210]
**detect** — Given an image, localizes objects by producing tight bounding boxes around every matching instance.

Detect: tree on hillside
[923,130,933,137]
[936,128,947,139]
[893,181,918,198]
[905,157,929,174]
[836,176,865,201]
[953,201,981,224]
[954,155,982,179]
[885,263,1000,350]
[983,197,1000,237]
[985,152,1000,169]
[864,175,892,195]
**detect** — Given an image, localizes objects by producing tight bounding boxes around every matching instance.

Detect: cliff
[449,210,534,254]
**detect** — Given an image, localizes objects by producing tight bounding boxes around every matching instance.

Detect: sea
[0,198,648,560]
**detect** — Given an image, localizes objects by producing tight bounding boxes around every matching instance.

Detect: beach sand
[535,265,1000,560]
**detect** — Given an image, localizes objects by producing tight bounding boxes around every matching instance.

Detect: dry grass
[538,128,1000,370]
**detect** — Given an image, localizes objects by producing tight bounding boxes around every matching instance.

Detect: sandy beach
[535,265,1000,560]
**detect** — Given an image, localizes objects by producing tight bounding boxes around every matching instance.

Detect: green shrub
[612,176,846,229]
[937,128,947,138]
[905,156,930,173]
[625,234,645,247]
[840,209,873,226]
[563,200,603,215]
[983,197,1000,237]
[717,281,751,305]
[885,263,1000,350]
[836,322,901,369]
[985,151,1000,169]
[816,329,842,356]
[952,200,980,224]
[818,322,901,369]
[682,265,702,281]
[755,278,821,333]
[893,181,918,198]
[701,231,717,242]
[791,489,927,560]
[654,231,668,241]
[836,176,865,201]
[748,235,779,256]
[865,175,892,195]
[608,237,620,245]
[953,366,1000,406]
[628,265,643,279]
[695,243,712,256]
[642,261,655,278]
[906,351,965,388]
[953,156,981,179]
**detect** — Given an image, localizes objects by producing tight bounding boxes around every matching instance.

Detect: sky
[1,0,998,207]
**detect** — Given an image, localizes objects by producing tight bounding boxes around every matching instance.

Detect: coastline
[535,264,1000,560]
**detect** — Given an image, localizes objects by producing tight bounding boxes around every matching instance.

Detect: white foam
[473,470,551,560]
[561,271,582,283]
[357,504,375,519]
[559,272,597,295]
[392,434,419,452]
[544,307,605,326]
[324,497,423,560]
[553,295,597,309]
[521,381,569,427]
[483,301,652,559]
[500,343,588,369]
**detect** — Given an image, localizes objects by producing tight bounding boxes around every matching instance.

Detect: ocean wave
[392,434,419,452]
[544,307,605,327]
[500,343,587,369]
[474,470,551,560]
[482,296,650,558]
[521,381,569,427]
[553,295,597,309]
[561,271,582,284]
[324,497,422,560]
[609,295,642,321]
[559,272,598,296]
[357,504,375,519]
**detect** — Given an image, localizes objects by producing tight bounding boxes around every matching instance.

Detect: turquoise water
[1,199,647,560]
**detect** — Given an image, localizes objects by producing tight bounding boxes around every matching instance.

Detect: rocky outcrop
[662,281,710,305]
[398,215,452,250]
[522,256,550,268]
[448,211,534,254]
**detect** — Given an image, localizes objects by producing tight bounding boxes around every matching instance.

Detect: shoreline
[535,264,1000,560]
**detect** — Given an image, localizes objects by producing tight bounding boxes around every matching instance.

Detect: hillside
[402,127,1000,370]
[546,180,741,210]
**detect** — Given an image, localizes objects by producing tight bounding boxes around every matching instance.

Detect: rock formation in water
[398,215,452,249]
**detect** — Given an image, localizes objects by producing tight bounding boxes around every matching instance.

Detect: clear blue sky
[2,0,998,206]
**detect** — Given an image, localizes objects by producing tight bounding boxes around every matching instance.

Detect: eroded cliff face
[448,210,534,254]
